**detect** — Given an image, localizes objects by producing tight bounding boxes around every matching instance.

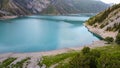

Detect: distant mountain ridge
[0,0,109,17]
[44,0,110,14]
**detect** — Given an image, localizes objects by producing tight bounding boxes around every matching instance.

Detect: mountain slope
[0,0,109,16]
[0,0,50,16]
[44,0,109,14]
[85,3,120,39]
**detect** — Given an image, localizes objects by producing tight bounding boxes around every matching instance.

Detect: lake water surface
[0,15,99,53]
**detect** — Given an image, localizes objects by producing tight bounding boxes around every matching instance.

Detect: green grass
[0,57,16,68]
[94,44,120,54]
[42,44,120,68]
[11,57,30,68]
[54,58,72,68]
[42,51,79,68]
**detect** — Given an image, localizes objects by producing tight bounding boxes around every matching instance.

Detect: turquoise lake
[0,15,99,53]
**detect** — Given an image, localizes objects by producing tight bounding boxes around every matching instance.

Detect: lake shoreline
[0,40,106,58]
[84,23,118,39]
[0,16,18,20]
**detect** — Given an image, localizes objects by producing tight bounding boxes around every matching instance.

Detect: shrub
[113,23,120,31]
[115,33,120,44]
[106,27,112,31]
[69,49,100,68]
[94,25,97,27]
[100,24,105,28]
[104,37,114,43]
[105,22,108,26]
[82,47,90,55]
[90,50,101,58]
[69,54,91,68]
[118,29,120,33]
[69,45,120,68]
[97,53,120,68]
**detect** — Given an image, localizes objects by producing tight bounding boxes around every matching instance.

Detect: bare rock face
[0,0,109,16]
[13,0,50,14]
[0,0,50,16]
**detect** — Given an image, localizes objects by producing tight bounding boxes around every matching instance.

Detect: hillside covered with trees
[85,3,120,44]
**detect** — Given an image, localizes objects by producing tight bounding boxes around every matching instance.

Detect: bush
[69,54,99,68]
[97,53,120,68]
[69,54,91,68]
[94,25,97,27]
[106,27,112,31]
[69,49,101,68]
[115,33,120,44]
[90,50,101,58]
[119,29,120,33]
[100,24,105,28]
[69,45,120,68]
[104,37,114,43]
[82,47,90,55]
[113,23,120,31]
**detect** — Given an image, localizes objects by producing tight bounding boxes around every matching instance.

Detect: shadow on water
[64,21,84,27]
[88,31,103,40]
[25,15,89,22]
[22,15,87,28]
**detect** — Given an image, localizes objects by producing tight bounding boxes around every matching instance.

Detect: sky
[101,0,120,4]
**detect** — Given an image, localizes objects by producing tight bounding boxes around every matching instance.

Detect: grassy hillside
[41,44,120,68]
[0,44,120,68]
